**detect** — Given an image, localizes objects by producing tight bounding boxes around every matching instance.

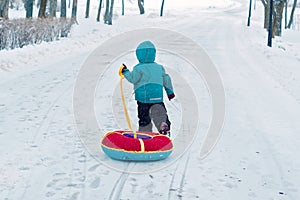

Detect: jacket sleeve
[162,67,174,95]
[123,67,142,84]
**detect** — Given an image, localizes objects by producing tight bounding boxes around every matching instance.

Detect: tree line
[0,0,166,24]
[0,0,75,19]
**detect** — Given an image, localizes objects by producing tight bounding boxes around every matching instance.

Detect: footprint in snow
[46,179,60,187]
[45,191,55,197]
[19,166,30,171]
[88,164,101,172]
[130,178,138,193]
[89,177,100,188]
[69,192,80,200]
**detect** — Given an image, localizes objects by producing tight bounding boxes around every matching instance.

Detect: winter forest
[0,0,299,50]
[1,0,300,199]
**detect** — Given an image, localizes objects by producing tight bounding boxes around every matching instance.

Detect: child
[120,40,175,135]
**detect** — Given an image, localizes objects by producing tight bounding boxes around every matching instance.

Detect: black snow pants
[137,101,171,132]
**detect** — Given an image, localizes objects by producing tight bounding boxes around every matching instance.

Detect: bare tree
[60,0,68,37]
[72,0,78,20]
[284,0,288,28]
[261,0,285,36]
[273,0,285,36]
[96,0,103,22]
[85,0,90,18]
[25,0,34,18]
[104,0,114,25]
[138,0,144,14]
[49,0,57,17]
[0,0,9,19]
[61,0,66,18]
[160,0,165,16]
[261,0,270,28]
[287,0,298,28]
[122,0,124,15]
[38,0,48,18]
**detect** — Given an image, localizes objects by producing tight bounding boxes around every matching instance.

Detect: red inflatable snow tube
[101,130,173,161]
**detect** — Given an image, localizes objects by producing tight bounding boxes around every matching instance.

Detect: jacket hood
[136,41,156,63]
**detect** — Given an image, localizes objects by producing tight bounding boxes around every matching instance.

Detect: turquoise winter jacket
[123,41,174,103]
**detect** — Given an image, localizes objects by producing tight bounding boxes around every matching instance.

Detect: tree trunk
[122,0,124,15]
[104,0,114,25]
[262,0,285,36]
[287,0,298,28]
[109,0,114,21]
[60,0,66,18]
[138,0,144,14]
[104,0,109,23]
[38,0,48,18]
[25,0,34,18]
[284,0,288,28]
[0,0,9,19]
[262,0,270,28]
[85,0,90,18]
[60,0,67,37]
[273,0,284,36]
[50,0,57,17]
[160,0,165,16]
[96,0,103,21]
[72,0,78,20]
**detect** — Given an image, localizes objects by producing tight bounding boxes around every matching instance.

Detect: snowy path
[1,0,300,199]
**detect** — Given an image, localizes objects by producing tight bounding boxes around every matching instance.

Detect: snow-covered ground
[1,0,300,199]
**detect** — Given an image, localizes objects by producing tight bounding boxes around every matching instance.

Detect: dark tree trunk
[38,0,48,18]
[72,0,78,20]
[284,0,288,28]
[85,0,90,18]
[262,0,270,29]
[60,0,67,37]
[104,0,114,25]
[50,0,57,17]
[122,0,124,15]
[273,0,284,36]
[160,0,165,16]
[109,0,114,19]
[287,0,298,28]
[96,0,103,21]
[262,0,285,36]
[60,0,66,18]
[138,0,144,14]
[104,0,110,23]
[247,0,253,26]
[268,0,274,46]
[25,0,34,18]
[0,0,9,19]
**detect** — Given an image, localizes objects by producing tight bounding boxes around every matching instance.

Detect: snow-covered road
[1,0,300,199]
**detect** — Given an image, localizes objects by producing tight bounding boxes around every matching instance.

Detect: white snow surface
[1,0,300,199]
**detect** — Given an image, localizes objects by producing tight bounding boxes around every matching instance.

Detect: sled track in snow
[31,84,74,141]
[168,151,191,200]
[19,85,75,199]
[108,163,132,200]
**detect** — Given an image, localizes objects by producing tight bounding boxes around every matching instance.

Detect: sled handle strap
[119,65,137,139]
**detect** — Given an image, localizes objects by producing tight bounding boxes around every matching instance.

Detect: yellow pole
[119,65,137,139]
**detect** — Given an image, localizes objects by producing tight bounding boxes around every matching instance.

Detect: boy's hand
[121,64,127,73]
[168,93,175,101]
[119,64,127,77]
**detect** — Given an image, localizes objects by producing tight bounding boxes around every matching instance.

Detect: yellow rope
[119,66,137,139]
